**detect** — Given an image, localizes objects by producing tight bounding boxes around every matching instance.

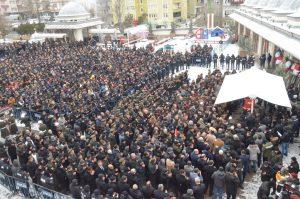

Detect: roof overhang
[230,12,300,60]
[45,18,103,30]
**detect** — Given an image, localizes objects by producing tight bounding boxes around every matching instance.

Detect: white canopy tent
[215,67,291,108]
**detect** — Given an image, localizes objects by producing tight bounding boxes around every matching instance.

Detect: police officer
[225,54,231,70]
[248,55,255,68]
[236,55,241,70]
[201,54,206,67]
[241,56,247,70]
[230,54,236,70]
[220,53,225,69]
[259,54,266,68]
[213,53,218,69]
[206,54,212,68]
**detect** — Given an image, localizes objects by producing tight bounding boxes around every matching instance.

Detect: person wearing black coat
[259,54,266,68]
[267,53,272,68]
[55,164,69,193]
[203,160,217,196]
[236,55,241,70]
[129,184,144,199]
[225,171,240,199]
[141,181,154,199]
[230,54,236,70]
[289,157,299,174]
[193,178,205,199]
[95,174,108,195]
[182,189,195,199]
[118,176,130,193]
[257,181,272,199]
[241,56,247,70]
[69,179,81,199]
[225,54,231,70]
[176,170,189,196]
[153,184,168,199]
[213,53,218,69]
[220,53,225,69]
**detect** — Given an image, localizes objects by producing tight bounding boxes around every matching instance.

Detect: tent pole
[251,98,254,114]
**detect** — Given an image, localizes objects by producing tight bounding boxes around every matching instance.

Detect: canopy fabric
[215,67,292,108]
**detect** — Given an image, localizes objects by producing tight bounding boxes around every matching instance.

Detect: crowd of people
[0,40,299,199]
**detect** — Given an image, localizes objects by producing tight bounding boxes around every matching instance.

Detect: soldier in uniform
[242,56,247,70]
[213,53,218,69]
[225,54,231,70]
[206,54,212,68]
[230,54,236,70]
[201,54,206,68]
[235,55,241,70]
[220,53,225,69]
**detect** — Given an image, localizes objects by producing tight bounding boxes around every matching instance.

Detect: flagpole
[251,98,254,114]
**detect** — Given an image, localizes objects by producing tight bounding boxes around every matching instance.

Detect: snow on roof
[30,32,67,40]
[262,0,284,11]
[89,28,120,34]
[230,12,300,60]
[125,25,148,35]
[288,7,300,18]
[272,0,300,14]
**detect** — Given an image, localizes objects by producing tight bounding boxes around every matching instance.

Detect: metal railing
[0,170,72,199]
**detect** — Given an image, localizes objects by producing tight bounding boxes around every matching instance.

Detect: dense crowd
[0,40,299,199]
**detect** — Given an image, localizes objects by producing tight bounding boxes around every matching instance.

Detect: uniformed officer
[206,54,212,68]
[220,53,225,69]
[236,55,241,70]
[241,56,247,70]
[225,54,231,70]
[213,53,218,69]
[230,54,236,70]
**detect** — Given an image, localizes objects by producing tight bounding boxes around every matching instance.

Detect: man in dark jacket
[259,54,266,68]
[193,178,205,199]
[129,184,143,199]
[118,176,130,193]
[267,53,272,68]
[257,181,272,199]
[69,179,81,199]
[142,181,154,199]
[225,171,239,199]
[241,56,247,70]
[182,189,195,199]
[230,54,236,70]
[203,160,217,196]
[220,53,225,69]
[289,157,299,174]
[225,54,231,70]
[211,167,225,199]
[153,184,168,199]
[236,55,241,70]
[176,169,189,196]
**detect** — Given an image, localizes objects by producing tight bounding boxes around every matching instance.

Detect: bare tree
[0,15,10,37]
[114,0,125,33]
[97,0,111,24]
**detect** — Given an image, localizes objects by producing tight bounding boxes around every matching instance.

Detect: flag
[203,29,209,39]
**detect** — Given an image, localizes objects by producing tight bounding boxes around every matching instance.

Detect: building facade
[230,0,300,66]
[109,0,201,28]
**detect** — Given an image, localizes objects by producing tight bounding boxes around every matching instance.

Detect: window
[140,0,143,3]
[163,4,168,9]
[173,11,181,18]
[164,13,168,18]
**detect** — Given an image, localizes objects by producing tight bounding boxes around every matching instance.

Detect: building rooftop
[230,11,300,59]
[57,1,90,21]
